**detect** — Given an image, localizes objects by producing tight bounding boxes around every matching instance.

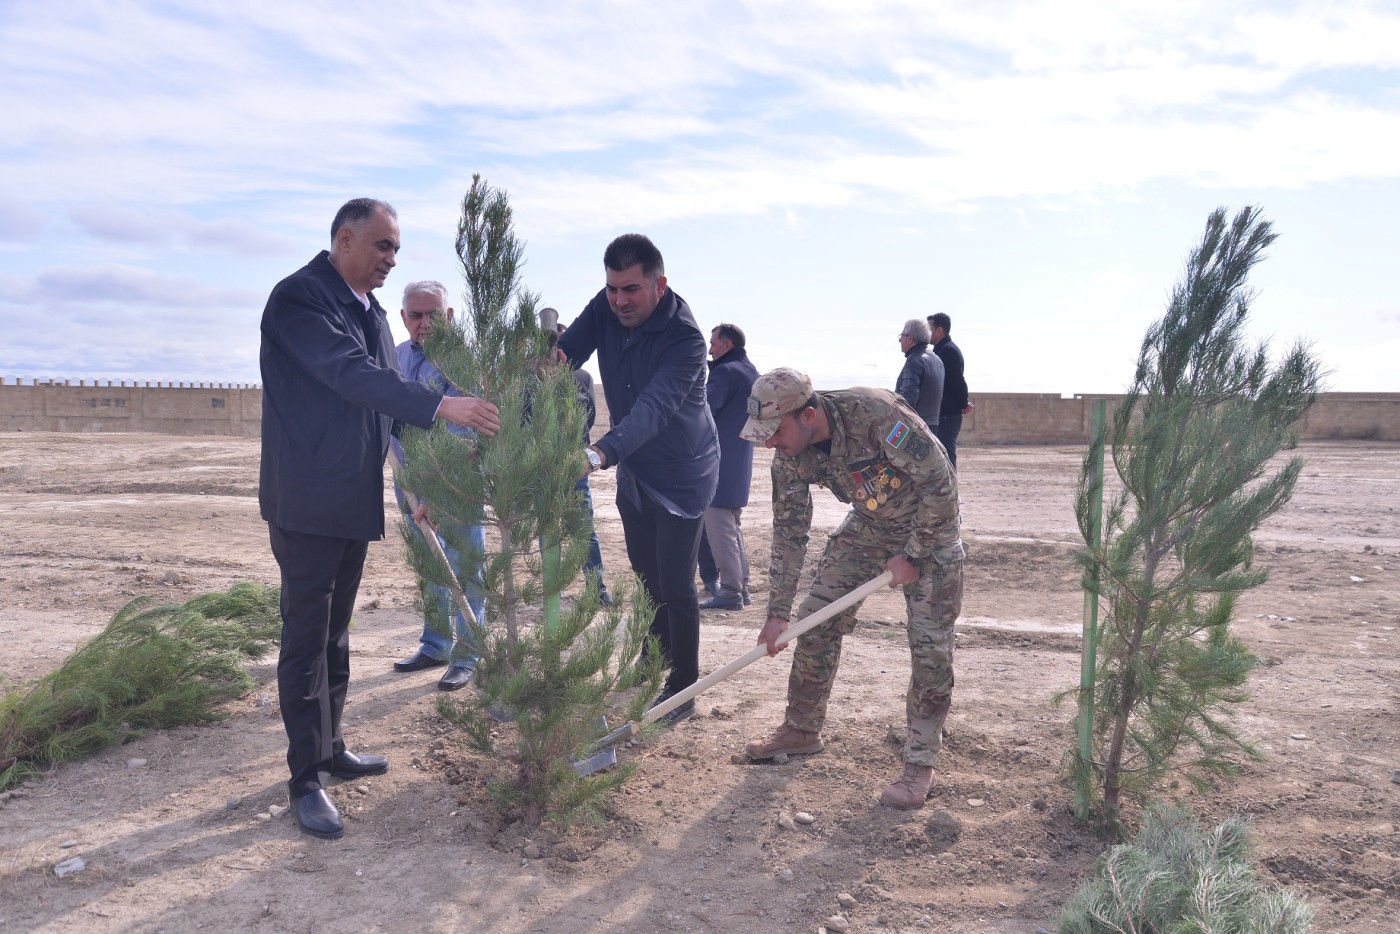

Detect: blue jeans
[577,477,606,589]
[399,494,486,668]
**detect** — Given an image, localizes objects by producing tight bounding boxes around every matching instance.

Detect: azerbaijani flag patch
[885,420,910,450]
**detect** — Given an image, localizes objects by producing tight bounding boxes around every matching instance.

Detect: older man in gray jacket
[895,318,944,431]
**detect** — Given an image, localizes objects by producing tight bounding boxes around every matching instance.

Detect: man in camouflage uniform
[740,367,964,809]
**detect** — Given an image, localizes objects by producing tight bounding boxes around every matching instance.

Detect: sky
[1,0,1397,395]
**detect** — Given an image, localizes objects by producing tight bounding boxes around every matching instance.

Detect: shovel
[573,570,894,776]
[387,447,513,721]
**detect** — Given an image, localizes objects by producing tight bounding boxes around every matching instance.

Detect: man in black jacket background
[927,313,973,470]
[259,198,499,838]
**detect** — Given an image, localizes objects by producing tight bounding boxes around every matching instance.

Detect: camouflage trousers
[783,514,963,766]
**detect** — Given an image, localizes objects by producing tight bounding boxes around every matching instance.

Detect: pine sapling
[1068,206,1322,833]
[396,175,663,829]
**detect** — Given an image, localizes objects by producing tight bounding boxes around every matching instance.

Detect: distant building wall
[0,379,262,437]
[2,380,1397,443]
[958,392,1400,444]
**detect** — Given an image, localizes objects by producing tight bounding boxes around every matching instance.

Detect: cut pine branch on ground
[0,582,281,791]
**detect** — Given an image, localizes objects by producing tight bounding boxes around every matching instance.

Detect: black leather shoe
[742,589,752,606]
[650,689,696,727]
[330,750,388,778]
[598,590,614,607]
[699,595,744,610]
[394,650,447,673]
[438,665,473,692]
[293,789,344,839]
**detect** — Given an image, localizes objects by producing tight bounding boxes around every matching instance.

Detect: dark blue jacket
[559,287,719,518]
[259,252,441,540]
[896,342,944,429]
[706,346,760,509]
[933,335,969,414]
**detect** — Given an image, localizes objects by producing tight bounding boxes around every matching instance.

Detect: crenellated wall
[0,379,262,437]
[2,379,1397,443]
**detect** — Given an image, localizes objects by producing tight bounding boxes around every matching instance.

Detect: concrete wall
[959,391,1400,444]
[0,379,262,437]
[3,380,1397,443]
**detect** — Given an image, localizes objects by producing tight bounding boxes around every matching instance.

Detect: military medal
[877,492,888,504]
[889,476,901,489]
[866,497,879,510]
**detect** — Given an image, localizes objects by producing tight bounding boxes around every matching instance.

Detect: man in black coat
[558,233,719,726]
[927,313,973,470]
[700,323,760,611]
[259,198,500,839]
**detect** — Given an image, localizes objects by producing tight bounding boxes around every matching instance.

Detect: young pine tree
[395,175,663,830]
[1058,805,1313,933]
[1069,206,1322,833]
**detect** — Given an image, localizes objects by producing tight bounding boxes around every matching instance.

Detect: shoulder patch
[905,435,931,460]
[884,421,910,450]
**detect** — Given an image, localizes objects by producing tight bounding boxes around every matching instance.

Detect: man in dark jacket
[700,323,760,611]
[259,198,500,839]
[927,313,973,470]
[895,318,944,430]
[558,234,719,726]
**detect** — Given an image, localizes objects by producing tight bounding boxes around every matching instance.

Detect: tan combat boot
[878,763,934,809]
[743,724,823,760]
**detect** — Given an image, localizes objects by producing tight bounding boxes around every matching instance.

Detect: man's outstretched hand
[437,396,501,436]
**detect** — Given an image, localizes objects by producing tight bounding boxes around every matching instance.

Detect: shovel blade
[571,715,623,776]
[572,746,619,777]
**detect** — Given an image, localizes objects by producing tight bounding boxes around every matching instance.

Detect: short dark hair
[928,312,951,333]
[603,233,664,279]
[712,323,745,349]
[331,198,396,242]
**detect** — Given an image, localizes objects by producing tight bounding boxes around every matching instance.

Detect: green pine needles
[0,582,281,791]
[396,175,663,829]
[1058,805,1313,933]
[1069,206,1322,832]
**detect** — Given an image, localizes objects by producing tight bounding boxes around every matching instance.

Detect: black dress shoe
[394,650,447,673]
[293,789,344,839]
[650,688,696,727]
[699,595,744,610]
[437,665,473,692]
[330,750,388,778]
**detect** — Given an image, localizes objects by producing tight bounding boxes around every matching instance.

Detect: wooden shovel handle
[386,446,479,627]
[641,571,894,728]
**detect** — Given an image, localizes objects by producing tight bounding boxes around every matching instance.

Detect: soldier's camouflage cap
[740,367,813,442]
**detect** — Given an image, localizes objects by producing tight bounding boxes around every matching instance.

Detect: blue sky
[2,1,1396,394]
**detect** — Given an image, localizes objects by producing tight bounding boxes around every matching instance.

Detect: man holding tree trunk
[558,233,719,727]
[258,198,500,839]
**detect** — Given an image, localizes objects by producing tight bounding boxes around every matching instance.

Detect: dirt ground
[0,432,1396,933]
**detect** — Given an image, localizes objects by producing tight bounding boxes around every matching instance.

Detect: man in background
[700,323,760,611]
[927,313,972,470]
[895,318,943,433]
[259,198,500,839]
[558,234,719,726]
[389,279,488,692]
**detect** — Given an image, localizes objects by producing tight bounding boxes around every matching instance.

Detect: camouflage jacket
[767,388,961,618]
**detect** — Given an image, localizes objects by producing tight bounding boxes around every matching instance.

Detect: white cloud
[67,203,301,257]
[1,264,260,308]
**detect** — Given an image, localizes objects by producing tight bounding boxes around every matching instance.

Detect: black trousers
[268,523,368,799]
[935,411,963,470]
[616,488,704,693]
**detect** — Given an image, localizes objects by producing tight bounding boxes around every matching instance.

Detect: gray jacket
[895,343,945,429]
